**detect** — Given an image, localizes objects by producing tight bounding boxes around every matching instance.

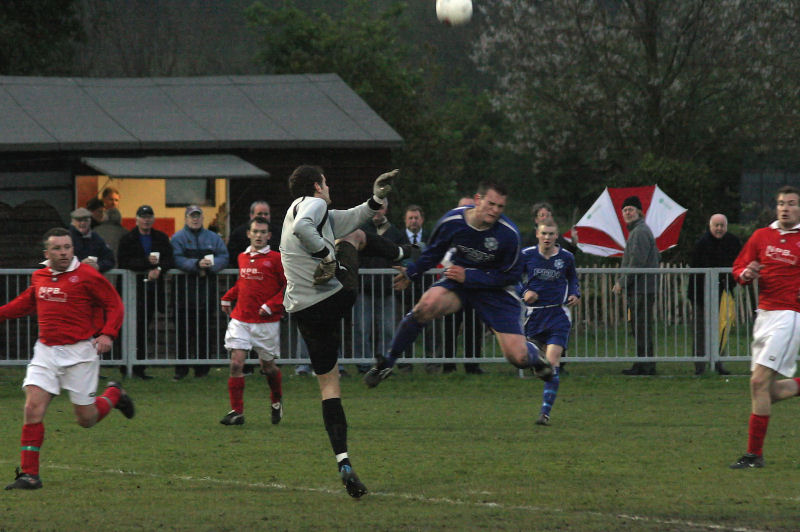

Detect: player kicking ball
[220,217,287,426]
[521,219,580,426]
[365,181,553,388]
[0,228,134,490]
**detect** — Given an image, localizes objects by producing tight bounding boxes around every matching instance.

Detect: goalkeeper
[280,164,413,498]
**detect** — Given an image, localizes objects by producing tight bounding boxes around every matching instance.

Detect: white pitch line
[16,462,766,532]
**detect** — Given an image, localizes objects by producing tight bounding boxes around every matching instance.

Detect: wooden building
[0,74,402,266]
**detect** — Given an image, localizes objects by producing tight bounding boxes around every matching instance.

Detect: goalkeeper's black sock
[362,231,403,260]
[322,398,348,468]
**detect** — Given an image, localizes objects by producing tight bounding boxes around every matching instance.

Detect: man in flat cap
[171,205,228,380]
[612,196,660,375]
[68,207,115,273]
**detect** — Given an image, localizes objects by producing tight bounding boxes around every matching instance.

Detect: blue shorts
[434,279,524,335]
[524,306,572,348]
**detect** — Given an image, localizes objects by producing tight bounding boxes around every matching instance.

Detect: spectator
[101,187,120,210]
[94,208,128,266]
[219,217,286,426]
[688,213,741,375]
[1,227,134,490]
[398,204,433,373]
[729,185,800,469]
[171,205,229,380]
[87,197,105,229]
[117,205,175,380]
[522,218,581,425]
[227,200,280,257]
[402,204,426,247]
[524,201,577,253]
[68,207,115,273]
[353,198,405,372]
[440,196,485,374]
[613,196,660,375]
[280,164,401,498]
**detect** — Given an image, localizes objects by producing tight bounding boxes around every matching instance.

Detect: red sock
[20,422,44,476]
[794,378,800,394]
[267,369,282,403]
[94,386,121,422]
[747,413,770,456]
[228,377,245,413]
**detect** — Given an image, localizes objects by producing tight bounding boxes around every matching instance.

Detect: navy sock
[541,367,560,416]
[385,312,426,367]
[525,341,542,369]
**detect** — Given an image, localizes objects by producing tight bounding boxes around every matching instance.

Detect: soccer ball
[436,0,472,26]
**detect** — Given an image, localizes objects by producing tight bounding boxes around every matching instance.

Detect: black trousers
[628,293,655,371]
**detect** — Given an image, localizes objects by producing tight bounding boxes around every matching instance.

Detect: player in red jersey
[729,185,800,469]
[220,217,287,426]
[1,228,134,490]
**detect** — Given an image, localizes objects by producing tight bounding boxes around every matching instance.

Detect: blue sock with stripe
[541,367,560,416]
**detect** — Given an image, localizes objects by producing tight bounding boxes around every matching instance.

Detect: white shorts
[23,340,100,406]
[751,309,800,377]
[224,319,281,361]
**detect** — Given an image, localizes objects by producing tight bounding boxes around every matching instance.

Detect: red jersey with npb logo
[0,260,124,345]
[733,222,800,313]
[221,247,286,323]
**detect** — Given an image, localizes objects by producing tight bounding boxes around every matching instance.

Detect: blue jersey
[406,206,523,289]
[521,245,580,346]
[520,245,580,306]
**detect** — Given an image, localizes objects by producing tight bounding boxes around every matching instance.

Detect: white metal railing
[0,267,756,372]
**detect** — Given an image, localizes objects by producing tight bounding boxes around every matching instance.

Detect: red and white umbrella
[564,185,687,257]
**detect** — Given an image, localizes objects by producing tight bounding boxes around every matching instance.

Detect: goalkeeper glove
[313,254,338,285]
[373,169,399,201]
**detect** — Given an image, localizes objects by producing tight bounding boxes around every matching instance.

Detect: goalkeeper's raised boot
[107,381,135,419]
[340,464,367,498]
[220,410,245,426]
[364,354,393,388]
[5,468,42,490]
[729,453,764,469]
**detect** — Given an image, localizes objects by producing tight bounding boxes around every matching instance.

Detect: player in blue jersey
[521,219,580,426]
[364,181,553,387]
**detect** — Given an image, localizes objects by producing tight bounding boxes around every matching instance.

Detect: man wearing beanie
[612,195,660,375]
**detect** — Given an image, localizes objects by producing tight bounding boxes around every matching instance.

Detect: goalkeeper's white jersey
[280,195,375,313]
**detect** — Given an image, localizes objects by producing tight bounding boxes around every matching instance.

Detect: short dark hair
[531,201,553,217]
[249,200,270,216]
[405,204,424,217]
[86,197,104,211]
[476,181,508,197]
[248,216,270,232]
[101,187,119,199]
[288,165,325,199]
[776,185,800,200]
[42,227,70,249]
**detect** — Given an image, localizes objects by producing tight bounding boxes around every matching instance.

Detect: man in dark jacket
[68,207,115,273]
[688,213,741,375]
[117,205,175,379]
[227,200,280,257]
[612,196,660,375]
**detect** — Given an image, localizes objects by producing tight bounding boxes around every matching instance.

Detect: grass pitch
[0,362,796,531]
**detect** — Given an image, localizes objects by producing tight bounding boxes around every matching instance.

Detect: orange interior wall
[75,176,99,209]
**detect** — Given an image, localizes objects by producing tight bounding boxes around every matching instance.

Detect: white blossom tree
[472,0,800,183]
